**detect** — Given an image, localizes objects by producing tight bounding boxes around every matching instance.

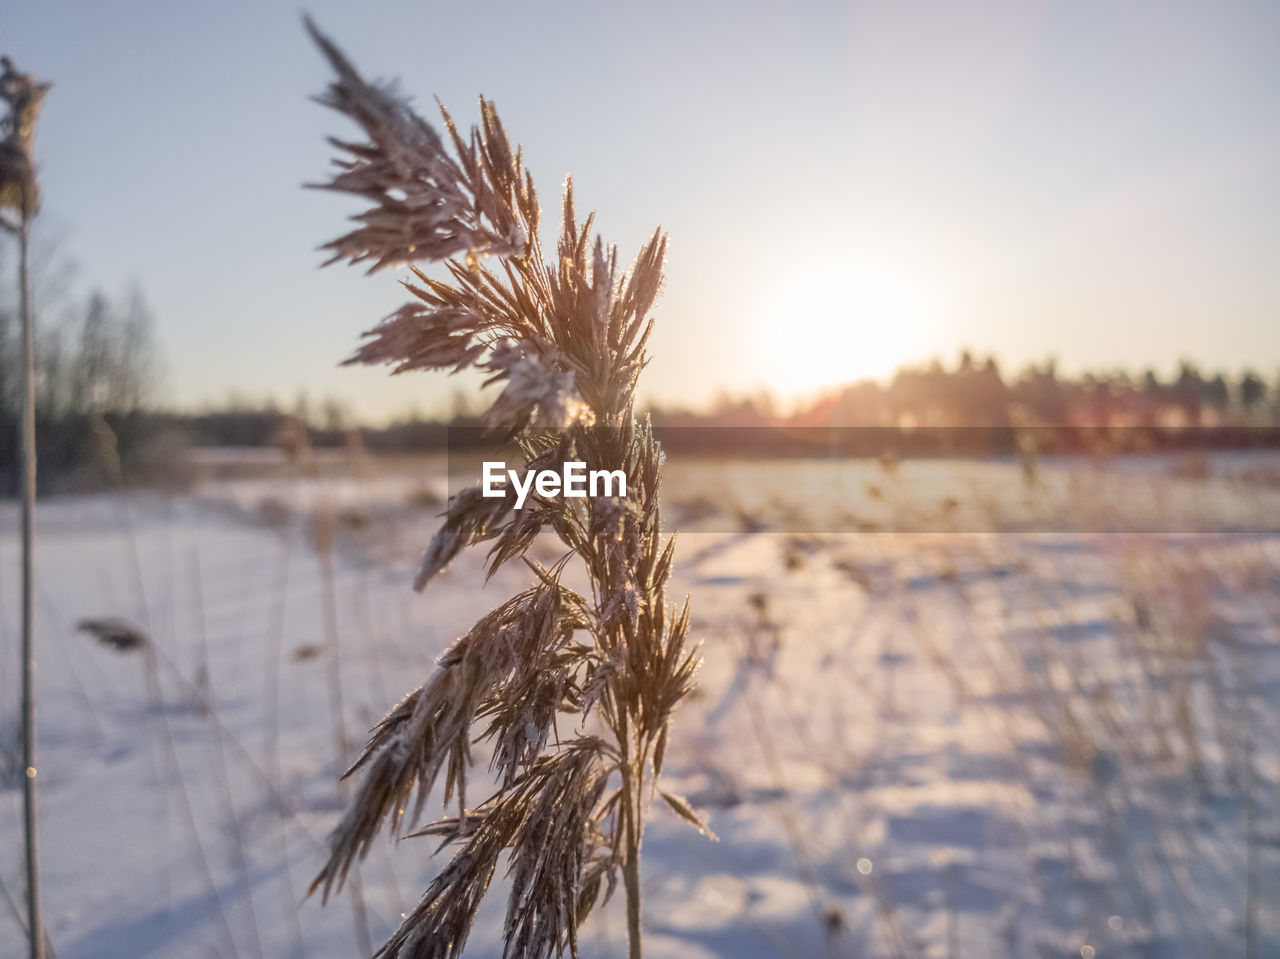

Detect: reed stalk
[1,55,50,959]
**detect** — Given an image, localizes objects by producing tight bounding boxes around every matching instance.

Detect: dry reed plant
[304,21,703,959]
[1,57,51,959]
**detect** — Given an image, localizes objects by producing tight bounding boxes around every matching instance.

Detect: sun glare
[765,265,934,396]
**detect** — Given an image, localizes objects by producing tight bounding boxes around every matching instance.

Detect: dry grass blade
[76,617,150,654]
[659,790,717,841]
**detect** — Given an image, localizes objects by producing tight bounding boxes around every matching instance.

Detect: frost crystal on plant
[484,343,594,429]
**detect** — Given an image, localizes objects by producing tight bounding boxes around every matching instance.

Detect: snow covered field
[2,453,1278,958]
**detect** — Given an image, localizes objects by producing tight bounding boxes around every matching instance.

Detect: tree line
[658,351,1279,431]
[0,266,164,492]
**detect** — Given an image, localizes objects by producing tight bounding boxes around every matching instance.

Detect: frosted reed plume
[304,20,703,959]
[0,56,49,223]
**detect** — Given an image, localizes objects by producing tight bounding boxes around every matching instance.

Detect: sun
[763,264,935,396]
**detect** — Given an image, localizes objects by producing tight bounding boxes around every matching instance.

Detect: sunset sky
[7,0,1280,421]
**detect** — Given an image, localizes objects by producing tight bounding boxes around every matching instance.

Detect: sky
[5,0,1280,422]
